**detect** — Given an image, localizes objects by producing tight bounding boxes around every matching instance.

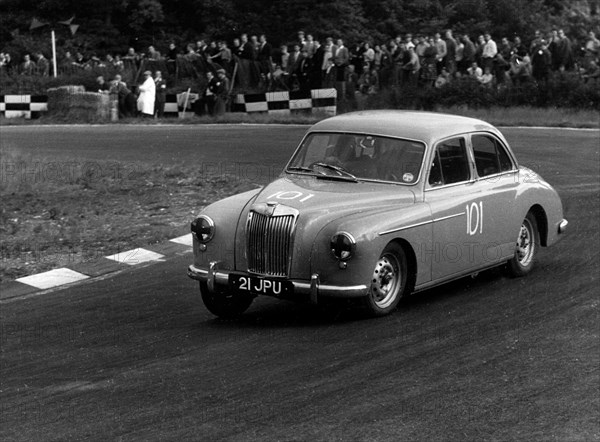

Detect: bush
[544,72,600,108]
[0,66,202,97]
[0,67,129,95]
[360,72,600,111]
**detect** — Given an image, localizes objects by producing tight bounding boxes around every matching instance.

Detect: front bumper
[187,262,369,303]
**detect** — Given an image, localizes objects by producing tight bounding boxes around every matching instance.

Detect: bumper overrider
[558,219,568,234]
[187,261,369,304]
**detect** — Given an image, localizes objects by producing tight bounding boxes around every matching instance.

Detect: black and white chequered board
[0,95,48,119]
[1,88,336,119]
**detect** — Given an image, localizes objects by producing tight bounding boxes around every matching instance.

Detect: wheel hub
[516,222,533,265]
[371,256,399,307]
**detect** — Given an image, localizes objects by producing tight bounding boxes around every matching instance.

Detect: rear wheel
[506,212,539,277]
[200,282,254,318]
[363,243,408,316]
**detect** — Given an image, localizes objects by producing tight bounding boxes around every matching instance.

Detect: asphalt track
[1,124,599,441]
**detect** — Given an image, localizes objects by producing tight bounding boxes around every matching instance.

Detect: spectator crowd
[1,25,599,116]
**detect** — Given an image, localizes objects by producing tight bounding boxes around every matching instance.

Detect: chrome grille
[247,211,295,277]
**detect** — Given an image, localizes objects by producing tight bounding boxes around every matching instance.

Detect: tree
[0,0,597,58]
[487,0,549,39]
[261,0,369,43]
[129,0,165,32]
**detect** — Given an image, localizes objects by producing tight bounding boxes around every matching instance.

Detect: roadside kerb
[0,234,193,301]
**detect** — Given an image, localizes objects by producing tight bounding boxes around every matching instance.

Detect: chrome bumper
[187,262,368,303]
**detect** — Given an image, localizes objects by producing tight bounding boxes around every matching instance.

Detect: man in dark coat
[257,34,273,76]
[214,69,230,115]
[297,49,312,90]
[154,70,167,118]
[532,40,552,85]
[554,29,573,71]
[110,74,136,118]
[310,39,325,89]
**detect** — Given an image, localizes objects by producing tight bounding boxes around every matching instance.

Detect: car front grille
[247,211,295,277]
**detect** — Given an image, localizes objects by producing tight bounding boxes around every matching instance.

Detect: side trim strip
[379,219,432,236]
[378,212,465,236]
[434,212,465,222]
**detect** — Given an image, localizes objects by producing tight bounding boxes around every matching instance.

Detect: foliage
[371,73,600,110]
[1,0,599,62]
[0,65,128,94]
[129,0,165,33]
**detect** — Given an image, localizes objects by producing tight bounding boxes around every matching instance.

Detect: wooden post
[51,30,58,78]
[180,87,191,118]
[229,62,238,94]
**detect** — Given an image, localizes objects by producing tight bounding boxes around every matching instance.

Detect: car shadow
[404,266,507,307]
[201,266,510,330]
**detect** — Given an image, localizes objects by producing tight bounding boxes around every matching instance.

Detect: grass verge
[0,148,257,281]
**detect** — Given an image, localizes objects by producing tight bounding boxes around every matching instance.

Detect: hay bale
[46,86,113,122]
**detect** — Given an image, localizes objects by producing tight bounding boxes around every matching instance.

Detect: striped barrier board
[1,88,336,119]
[231,89,337,115]
[0,95,48,119]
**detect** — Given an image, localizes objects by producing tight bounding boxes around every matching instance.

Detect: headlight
[330,232,356,261]
[191,215,215,243]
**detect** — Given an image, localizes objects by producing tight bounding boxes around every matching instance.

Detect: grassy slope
[0,149,257,281]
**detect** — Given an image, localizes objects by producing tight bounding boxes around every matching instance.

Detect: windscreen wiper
[311,162,359,182]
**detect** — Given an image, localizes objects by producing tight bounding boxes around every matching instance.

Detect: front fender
[192,188,261,269]
[308,202,433,287]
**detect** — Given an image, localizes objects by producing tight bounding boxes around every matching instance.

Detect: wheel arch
[388,238,417,293]
[529,204,548,246]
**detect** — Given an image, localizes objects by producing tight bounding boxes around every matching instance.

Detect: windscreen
[287,132,426,184]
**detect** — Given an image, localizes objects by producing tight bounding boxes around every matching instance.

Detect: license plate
[229,275,293,297]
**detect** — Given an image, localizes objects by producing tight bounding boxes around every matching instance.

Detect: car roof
[309,110,502,145]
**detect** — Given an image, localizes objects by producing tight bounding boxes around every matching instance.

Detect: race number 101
[466,201,483,236]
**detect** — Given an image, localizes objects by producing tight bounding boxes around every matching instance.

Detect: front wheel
[363,243,408,316]
[506,212,539,277]
[200,282,254,318]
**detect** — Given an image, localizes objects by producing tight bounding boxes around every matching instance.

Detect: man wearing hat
[137,70,156,117]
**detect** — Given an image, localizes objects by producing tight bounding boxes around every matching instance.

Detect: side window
[497,142,513,171]
[472,134,514,177]
[428,137,470,187]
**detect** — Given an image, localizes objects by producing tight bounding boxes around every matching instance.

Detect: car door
[468,132,521,263]
[425,135,485,281]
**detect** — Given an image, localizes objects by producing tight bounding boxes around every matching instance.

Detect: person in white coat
[137,70,155,117]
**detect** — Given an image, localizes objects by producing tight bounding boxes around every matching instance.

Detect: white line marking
[104,248,165,266]
[170,234,193,247]
[16,268,90,290]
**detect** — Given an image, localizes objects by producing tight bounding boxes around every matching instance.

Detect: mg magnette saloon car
[188,111,567,318]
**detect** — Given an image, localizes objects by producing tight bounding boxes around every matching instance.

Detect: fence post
[180,87,191,118]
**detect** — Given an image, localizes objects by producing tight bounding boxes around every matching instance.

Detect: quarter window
[472,135,513,177]
[428,137,470,187]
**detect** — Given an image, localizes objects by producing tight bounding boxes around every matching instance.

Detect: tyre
[363,242,408,316]
[200,282,254,318]
[506,212,539,277]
